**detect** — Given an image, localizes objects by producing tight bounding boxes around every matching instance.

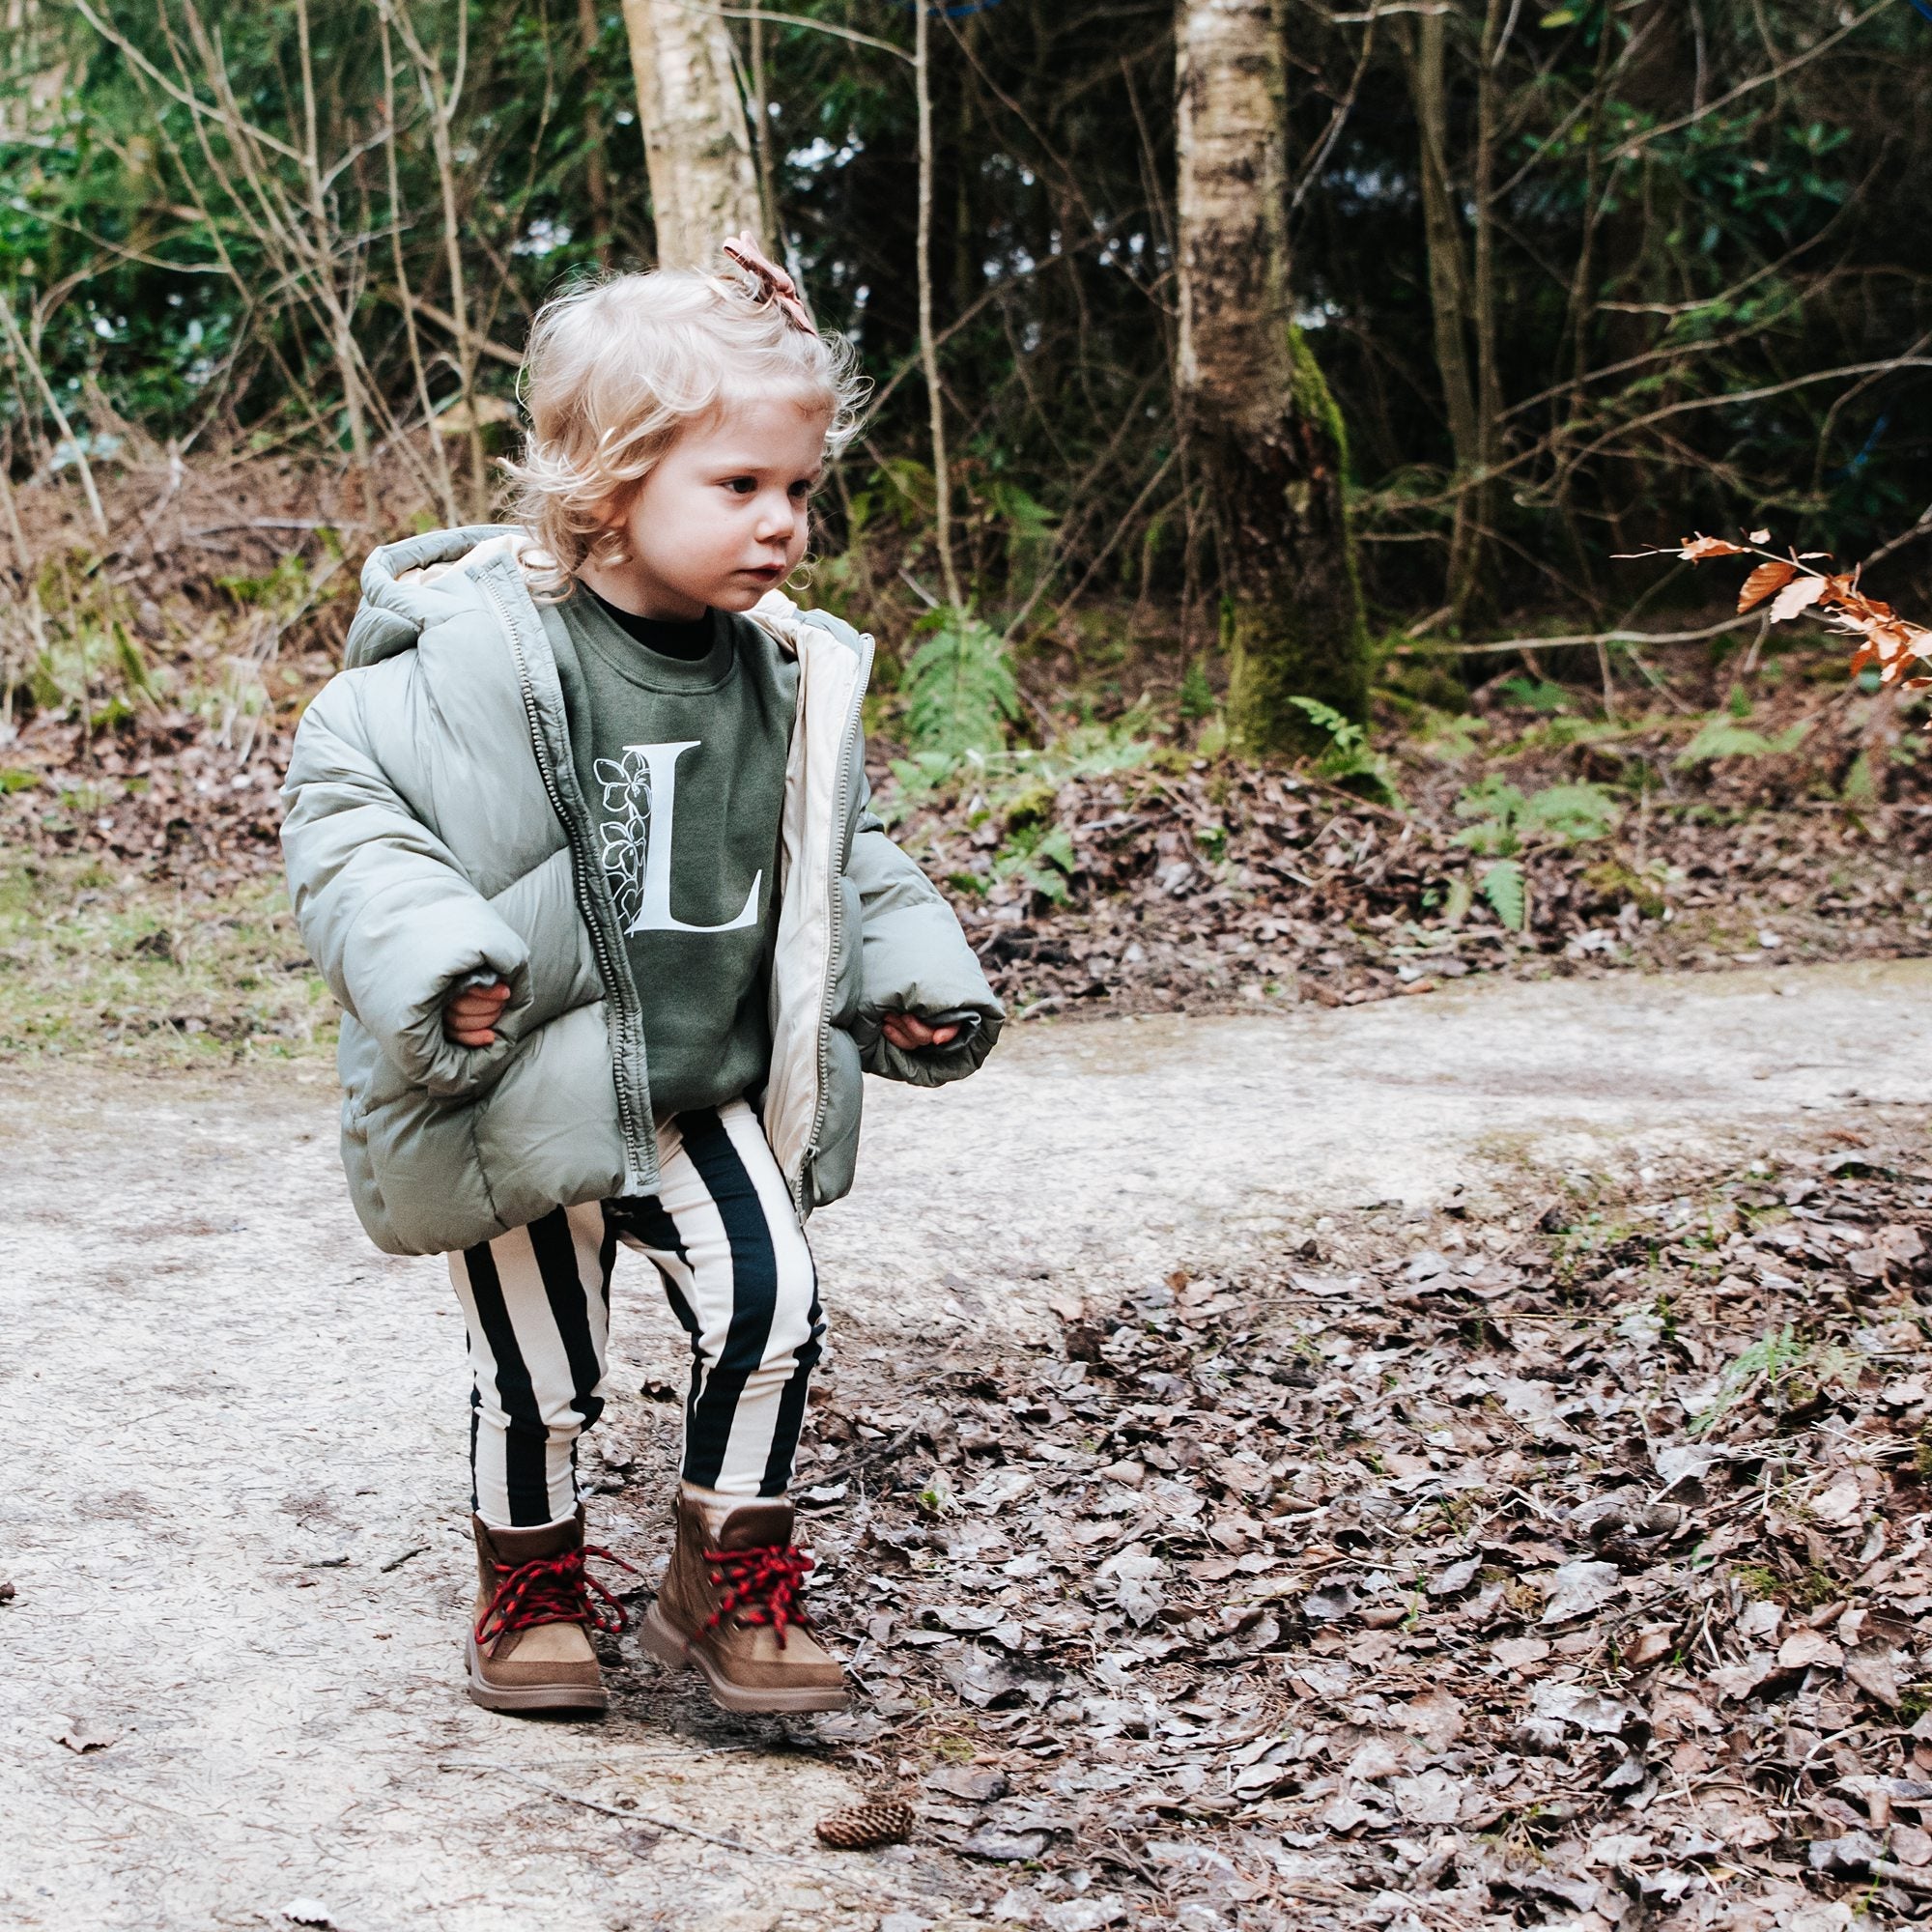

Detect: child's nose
[755,495,798,541]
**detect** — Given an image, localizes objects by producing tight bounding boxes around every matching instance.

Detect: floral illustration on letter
[595,751,652,932]
[592,739,758,935]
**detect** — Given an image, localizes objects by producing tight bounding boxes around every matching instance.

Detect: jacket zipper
[479,569,656,1195]
[792,633,873,1214]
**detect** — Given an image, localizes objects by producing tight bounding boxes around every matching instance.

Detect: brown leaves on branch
[1628,530,1932,693]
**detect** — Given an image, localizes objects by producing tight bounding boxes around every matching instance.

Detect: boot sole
[465,1632,608,1715]
[639,1603,850,1714]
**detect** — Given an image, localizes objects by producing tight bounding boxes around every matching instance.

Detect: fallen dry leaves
[658,1133,1932,1929]
[8,697,1932,1045]
[895,756,1932,1020]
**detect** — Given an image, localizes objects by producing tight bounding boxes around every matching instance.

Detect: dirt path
[3,959,1930,1932]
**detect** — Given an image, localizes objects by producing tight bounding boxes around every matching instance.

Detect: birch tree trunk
[620,0,762,269]
[1175,0,1368,754]
[0,0,66,142]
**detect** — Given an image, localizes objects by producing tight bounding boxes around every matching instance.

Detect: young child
[280,241,1003,1719]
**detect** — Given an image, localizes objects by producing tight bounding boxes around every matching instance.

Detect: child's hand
[444,978,511,1047]
[881,1012,959,1052]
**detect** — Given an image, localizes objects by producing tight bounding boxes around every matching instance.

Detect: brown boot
[467,1507,635,1714]
[639,1488,849,1714]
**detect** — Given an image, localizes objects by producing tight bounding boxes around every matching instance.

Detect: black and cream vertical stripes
[449,1098,823,1528]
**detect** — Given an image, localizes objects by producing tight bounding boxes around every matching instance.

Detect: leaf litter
[6,544,1932,1048]
[603,1126,1932,1927]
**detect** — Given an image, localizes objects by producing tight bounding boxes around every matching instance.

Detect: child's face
[591,390,831,620]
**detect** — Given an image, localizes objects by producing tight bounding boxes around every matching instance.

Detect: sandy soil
[3,959,1930,1932]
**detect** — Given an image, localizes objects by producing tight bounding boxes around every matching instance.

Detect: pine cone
[813,1798,915,1849]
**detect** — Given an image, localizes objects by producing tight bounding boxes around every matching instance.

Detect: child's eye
[789,479,816,500]
[723,476,757,495]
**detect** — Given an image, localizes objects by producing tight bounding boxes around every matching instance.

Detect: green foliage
[27,619,153,728]
[1584,856,1670,919]
[1675,717,1810,766]
[1447,779,1620,932]
[884,718,1151,823]
[1840,750,1880,808]
[4,0,1923,631]
[13,556,156,729]
[1179,660,1215,723]
[867,457,939,532]
[1287,696,1403,807]
[991,821,1076,904]
[975,474,1058,598]
[882,717,1152,912]
[900,607,1020,762]
[1380,650,1468,716]
[1479,859,1527,933]
[1288,696,1363,752]
[1690,1324,1861,1435]
[1496,677,1574,714]
[0,855,333,1061]
[217,546,339,622]
[1453,779,1622,856]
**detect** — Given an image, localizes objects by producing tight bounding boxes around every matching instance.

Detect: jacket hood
[340,523,867,671]
[343,524,519,669]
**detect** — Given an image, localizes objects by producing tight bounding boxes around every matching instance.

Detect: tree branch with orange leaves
[1620,531,1932,696]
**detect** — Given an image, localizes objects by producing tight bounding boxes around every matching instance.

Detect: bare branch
[1607,1,1896,164]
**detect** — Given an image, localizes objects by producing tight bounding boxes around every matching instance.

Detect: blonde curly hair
[503,266,866,595]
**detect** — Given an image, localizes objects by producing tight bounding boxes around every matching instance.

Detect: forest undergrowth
[2,458,1931,1061]
[3,461,1931,1061]
[577,1122,1932,1929]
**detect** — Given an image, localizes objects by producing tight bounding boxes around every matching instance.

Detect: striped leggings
[448,1098,823,1529]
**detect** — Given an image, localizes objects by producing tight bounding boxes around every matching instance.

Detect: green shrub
[1453,778,1622,856]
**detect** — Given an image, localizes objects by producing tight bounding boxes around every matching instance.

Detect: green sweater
[540,584,799,1119]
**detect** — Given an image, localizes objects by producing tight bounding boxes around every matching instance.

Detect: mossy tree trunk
[1175,0,1369,756]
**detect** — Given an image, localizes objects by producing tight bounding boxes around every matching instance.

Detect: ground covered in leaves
[8,685,1932,1060]
[6,469,1932,1052]
[599,1124,1932,1929]
[885,698,1932,1022]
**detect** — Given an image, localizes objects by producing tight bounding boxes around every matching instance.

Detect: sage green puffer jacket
[281,526,1002,1257]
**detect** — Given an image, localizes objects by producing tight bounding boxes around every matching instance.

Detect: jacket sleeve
[281,671,532,1099]
[846,780,1005,1087]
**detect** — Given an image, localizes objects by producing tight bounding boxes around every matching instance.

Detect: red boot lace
[702,1544,815,1649]
[475,1544,639,1647]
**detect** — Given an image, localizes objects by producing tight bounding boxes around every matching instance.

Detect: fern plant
[1453,778,1622,856]
[1675,716,1808,767]
[1690,1324,1860,1435]
[1286,696,1404,807]
[1478,859,1527,931]
[1443,779,1621,934]
[900,606,1020,763]
[991,821,1077,903]
[1179,659,1215,722]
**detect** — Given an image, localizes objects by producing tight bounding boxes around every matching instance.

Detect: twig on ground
[809,1422,923,1488]
[438,1759,951,1910]
[437,1758,767,1852]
